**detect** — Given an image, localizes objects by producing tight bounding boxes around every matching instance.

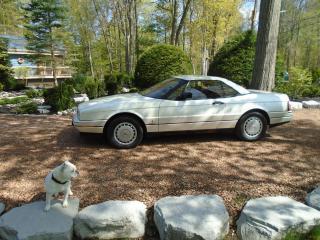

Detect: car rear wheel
[106,116,144,149]
[236,112,267,141]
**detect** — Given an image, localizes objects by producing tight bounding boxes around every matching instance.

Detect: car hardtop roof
[174,75,250,95]
[174,75,230,81]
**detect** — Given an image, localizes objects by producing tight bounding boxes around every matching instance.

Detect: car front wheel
[106,116,144,149]
[236,112,267,141]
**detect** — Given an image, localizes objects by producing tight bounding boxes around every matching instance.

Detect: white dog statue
[44,161,79,211]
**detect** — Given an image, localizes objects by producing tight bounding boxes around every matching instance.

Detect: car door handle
[212,101,225,105]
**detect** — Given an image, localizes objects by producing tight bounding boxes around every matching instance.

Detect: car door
[158,80,236,132]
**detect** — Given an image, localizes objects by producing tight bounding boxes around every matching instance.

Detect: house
[1,35,72,88]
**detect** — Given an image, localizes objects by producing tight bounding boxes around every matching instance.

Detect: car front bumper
[72,114,106,134]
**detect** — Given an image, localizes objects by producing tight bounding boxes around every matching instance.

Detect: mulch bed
[1,109,319,239]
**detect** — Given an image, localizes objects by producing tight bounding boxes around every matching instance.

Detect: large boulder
[74,200,147,239]
[306,187,320,210]
[0,203,4,215]
[154,195,229,240]
[237,196,320,240]
[302,100,320,109]
[290,101,303,110]
[0,198,79,240]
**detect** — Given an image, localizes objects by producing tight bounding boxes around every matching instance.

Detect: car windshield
[140,78,187,99]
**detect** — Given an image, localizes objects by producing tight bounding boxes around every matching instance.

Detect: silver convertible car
[73,75,292,148]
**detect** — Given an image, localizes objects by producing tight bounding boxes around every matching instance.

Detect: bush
[26,89,43,98]
[104,73,133,95]
[43,83,75,112]
[70,74,88,93]
[0,82,3,91]
[84,77,105,99]
[274,67,313,99]
[134,44,193,89]
[208,31,284,88]
[16,101,38,114]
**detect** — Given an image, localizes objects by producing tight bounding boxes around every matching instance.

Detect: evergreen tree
[0,37,14,90]
[23,0,65,86]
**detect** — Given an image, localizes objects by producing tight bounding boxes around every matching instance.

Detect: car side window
[185,80,239,100]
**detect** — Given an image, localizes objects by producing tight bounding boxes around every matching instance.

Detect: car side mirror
[178,91,192,100]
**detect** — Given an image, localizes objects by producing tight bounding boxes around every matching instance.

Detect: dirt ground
[0,109,320,239]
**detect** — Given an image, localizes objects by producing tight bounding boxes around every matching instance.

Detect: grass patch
[0,96,29,105]
[282,225,320,240]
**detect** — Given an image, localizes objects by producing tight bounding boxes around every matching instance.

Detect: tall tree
[251,0,281,91]
[0,37,14,90]
[23,0,65,86]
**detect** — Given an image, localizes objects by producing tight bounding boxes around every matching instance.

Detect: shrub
[0,82,3,91]
[274,67,313,99]
[84,77,105,99]
[104,73,133,95]
[208,31,284,88]
[43,82,75,112]
[26,89,43,98]
[16,101,38,114]
[0,37,15,90]
[70,74,87,93]
[134,44,193,89]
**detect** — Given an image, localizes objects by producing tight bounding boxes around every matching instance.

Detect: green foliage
[134,44,193,89]
[274,67,313,99]
[43,82,75,112]
[311,68,320,84]
[0,82,3,91]
[70,74,88,93]
[84,77,105,99]
[282,225,320,240]
[0,37,15,90]
[0,96,29,105]
[26,89,43,98]
[208,31,284,88]
[16,101,38,114]
[104,73,133,95]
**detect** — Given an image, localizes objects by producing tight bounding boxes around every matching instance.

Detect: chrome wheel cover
[244,116,263,138]
[114,122,137,145]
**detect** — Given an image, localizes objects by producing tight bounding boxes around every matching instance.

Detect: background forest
[0,0,320,106]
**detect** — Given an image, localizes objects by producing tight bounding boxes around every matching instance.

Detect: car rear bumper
[72,114,105,133]
[269,111,293,127]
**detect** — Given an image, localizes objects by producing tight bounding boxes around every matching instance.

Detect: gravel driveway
[0,109,319,239]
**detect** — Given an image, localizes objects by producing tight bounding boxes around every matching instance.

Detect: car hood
[78,93,159,112]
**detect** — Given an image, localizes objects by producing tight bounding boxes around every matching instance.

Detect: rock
[37,108,50,114]
[306,187,320,210]
[37,105,51,110]
[62,110,68,116]
[302,100,320,109]
[290,101,303,110]
[74,200,146,239]
[154,195,229,240]
[57,111,63,116]
[237,196,320,240]
[0,198,79,240]
[0,203,4,215]
[73,94,89,103]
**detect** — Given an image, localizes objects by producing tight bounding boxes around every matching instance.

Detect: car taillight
[287,101,292,111]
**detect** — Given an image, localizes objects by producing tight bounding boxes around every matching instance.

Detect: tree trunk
[170,0,177,45]
[174,0,191,45]
[251,0,281,91]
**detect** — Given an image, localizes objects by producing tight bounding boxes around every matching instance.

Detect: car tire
[235,112,268,141]
[106,116,144,149]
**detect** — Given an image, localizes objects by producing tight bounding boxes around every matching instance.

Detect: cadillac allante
[72,76,292,148]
